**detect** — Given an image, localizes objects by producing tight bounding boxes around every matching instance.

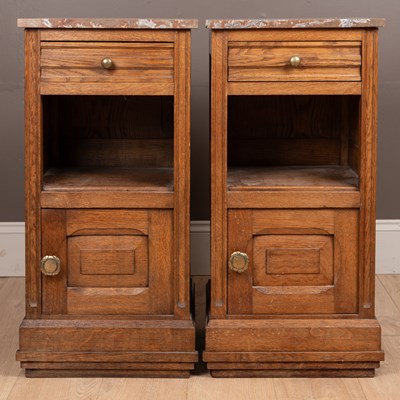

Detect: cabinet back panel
[228,95,359,168]
[61,139,173,168]
[43,95,174,169]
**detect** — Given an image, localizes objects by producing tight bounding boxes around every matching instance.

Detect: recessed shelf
[43,167,174,192]
[227,166,359,191]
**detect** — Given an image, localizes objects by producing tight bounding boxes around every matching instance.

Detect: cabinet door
[41,209,173,315]
[227,209,358,315]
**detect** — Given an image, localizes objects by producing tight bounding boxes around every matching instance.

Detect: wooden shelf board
[227,166,359,191]
[43,167,174,192]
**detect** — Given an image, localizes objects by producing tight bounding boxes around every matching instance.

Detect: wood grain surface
[20,24,196,375]
[43,168,174,192]
[228,41,361,82]
[227,166,359,191]
[208,24,382,377]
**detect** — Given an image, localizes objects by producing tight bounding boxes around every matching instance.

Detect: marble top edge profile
[17,18,198,29]
[205,18,385,29]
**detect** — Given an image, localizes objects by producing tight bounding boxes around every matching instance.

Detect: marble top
[206,18,385,29]
[17,18,198,29]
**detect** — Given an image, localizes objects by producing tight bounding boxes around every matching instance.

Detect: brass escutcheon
[40,255,61,276]
[229,251,249,273]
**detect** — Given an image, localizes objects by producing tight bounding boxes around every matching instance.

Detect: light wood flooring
[1,275,400,399]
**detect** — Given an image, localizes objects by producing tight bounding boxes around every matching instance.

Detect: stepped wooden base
[17,318,197,378]
[25,368,191,378]
[204,318,384,378]
[210,369,376,378]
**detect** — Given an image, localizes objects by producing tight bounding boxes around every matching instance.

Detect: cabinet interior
[42,95,174,192]
[227,95,360,191]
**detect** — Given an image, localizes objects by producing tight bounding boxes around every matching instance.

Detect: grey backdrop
[1,0,399,221]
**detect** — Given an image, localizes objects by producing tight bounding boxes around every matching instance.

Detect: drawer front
[228,41,361,82]
[41,209,174,316]
[40,41,174,84]
[227,209,359,315]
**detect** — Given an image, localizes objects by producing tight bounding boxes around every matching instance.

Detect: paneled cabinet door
[40,209,174,316]
[227,209,359,315]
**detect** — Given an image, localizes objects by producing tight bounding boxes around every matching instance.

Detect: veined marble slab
[206,18,385,29]
[18,18,198,29]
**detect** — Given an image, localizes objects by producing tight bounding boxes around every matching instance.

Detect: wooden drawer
[228,41,361,82]
[40,41,174,94]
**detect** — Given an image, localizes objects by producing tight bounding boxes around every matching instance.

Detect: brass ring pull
[40,255,61,276]
[101,57,113,69]
[229,251,249,273]
[289,55,301,67]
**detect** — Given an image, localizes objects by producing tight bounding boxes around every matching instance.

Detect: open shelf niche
[42,95,174,192]
[227,95,360,191]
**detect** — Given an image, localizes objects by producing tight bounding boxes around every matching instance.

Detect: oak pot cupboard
[16,18,198,378]
[204,17,385,378]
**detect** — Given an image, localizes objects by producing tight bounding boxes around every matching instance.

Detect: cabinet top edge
[17,18,199,29]
[205,18,385,29]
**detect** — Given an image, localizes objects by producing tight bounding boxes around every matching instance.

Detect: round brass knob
[289,55,301,67]
[229,251,249,273]
[101,57,113,69]
[40,255,61,276]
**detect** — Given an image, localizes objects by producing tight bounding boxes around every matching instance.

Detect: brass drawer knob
[40,255,61,276]
[289,55,301,67]
[101,57,113,69]
[229,251,249,273]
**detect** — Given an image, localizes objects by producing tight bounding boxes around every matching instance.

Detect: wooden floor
[1,275,400,399]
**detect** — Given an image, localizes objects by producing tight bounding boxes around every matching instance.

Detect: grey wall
[1,0,399,221]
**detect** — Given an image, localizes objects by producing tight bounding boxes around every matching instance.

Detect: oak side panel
[359,29,379,318]
[41,210,67,315]
[24,29,42,317]
[210,31,228,319]
[173,30,191,318]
